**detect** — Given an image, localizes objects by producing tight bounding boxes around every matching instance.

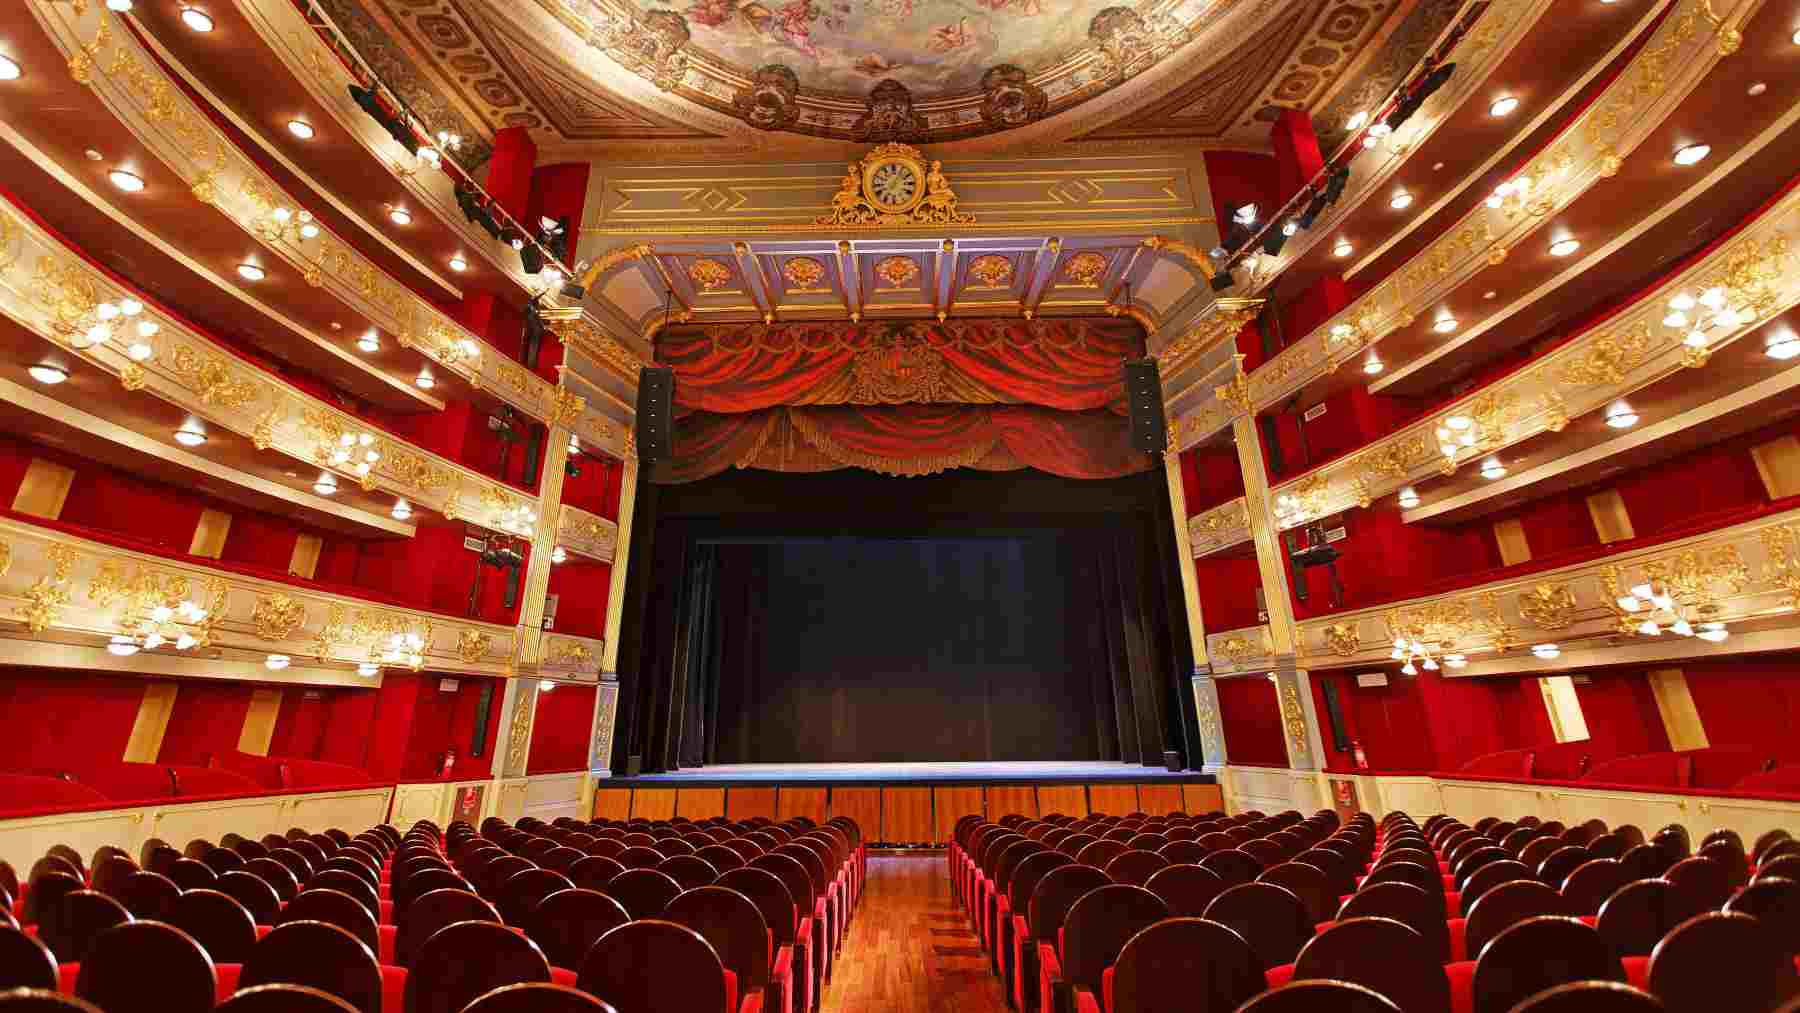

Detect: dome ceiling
[326,0,1440,154]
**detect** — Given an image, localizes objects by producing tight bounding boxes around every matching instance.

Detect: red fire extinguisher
[1352,739,1369,770]
[439,748,457,780]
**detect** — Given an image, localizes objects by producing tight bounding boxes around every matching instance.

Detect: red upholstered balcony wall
[0,670,146,775]
[1214,674,1288,767]
[527,682,599,774]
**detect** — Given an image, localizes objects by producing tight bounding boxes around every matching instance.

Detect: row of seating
[0,809,863,1013]
[951,806,1800,1012]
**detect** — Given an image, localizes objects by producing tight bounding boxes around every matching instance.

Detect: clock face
[866,159,922,212]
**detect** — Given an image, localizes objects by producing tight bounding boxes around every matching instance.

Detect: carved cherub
[922,159,954,211]
[831,163,864,212]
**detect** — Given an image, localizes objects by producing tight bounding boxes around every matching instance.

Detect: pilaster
[517,426,574,665]
[492,676,539,781]
[1231,415,1300,657]
[1164,453,1210,671]
[1190,675,1227,770]
[601,457,640,675]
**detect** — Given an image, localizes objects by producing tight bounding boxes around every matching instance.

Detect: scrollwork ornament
[252,593,307,642]
[1323,623,1359,657]
[20,545,76,634]
[1518,583,1578,630]
[456,628,493,664]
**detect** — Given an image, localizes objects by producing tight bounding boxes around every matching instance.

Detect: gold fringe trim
[786,409,999,477]
[731,411,782,472]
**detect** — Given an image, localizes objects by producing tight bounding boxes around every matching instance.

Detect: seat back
[601,868,683,920]
[214,983,362,1012]
[576,920,727,1013]
[406,919,552,1013]
[1109,917,1264,1013]
[498,868,576,926]
[0,926,59,991]
[716,867,798,947]
[1104,850,1169,888]
[1504,981,1665,1012]
[278,889,380,956]
[1597,878,1685,958]
[1235,980,1402,1012]
[1724,876,1800,958]
[306,871,377,919]
[1295,917,1450,1013]
[1026,864,1112,945]
[1008,852,1074,917]
[526,890,631,970]
[657,856,718,891]
[664,886,772,990]
[217,871,282,926]
[1258,862,1334,924]
[1203,882,1313,967]
[240,921,382,1013]
[1061,885,1168,994]
[1339,882,1449,965]
[398,889,502,968]
[567,856,627,893]
[74,921,215,1013]
[1665,857,1733,917]
[456,982,618,1013]
[41,891,131,964]
[1471,916,1623,1013]
[694,845,746,875]
[1647,911,1800,1013]
[1462,860,1533,909]
[1465,879,1571,959]
[1562,859,1630,916]
[1143,864,1225,918]
[1198,849,1262,887]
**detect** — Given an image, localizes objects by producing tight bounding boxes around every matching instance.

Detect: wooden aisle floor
[822,853,1012,1013]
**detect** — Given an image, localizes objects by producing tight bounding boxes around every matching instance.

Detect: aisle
[822,853,1013,1013]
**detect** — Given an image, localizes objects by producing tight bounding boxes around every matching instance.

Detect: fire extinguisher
[1352,739,1369,770]
[440,748,457,780]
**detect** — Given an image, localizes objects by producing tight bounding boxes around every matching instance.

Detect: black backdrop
[612,466,1201,772]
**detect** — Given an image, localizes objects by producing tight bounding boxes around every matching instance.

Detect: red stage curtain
[655,405,1151,482]
[658,318,1142,413]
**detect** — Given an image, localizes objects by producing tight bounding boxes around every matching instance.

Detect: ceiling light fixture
[1333,239,1353,258]
[1748,81,1768,96]
[1346,111,1369,131]
[358,663,380,677]
[391,499,412,521]
[415,370,435,389]
[1531,643,1560,659]
[1362,354,1384,375]
[1604,401,1639,428]
[1673,143,1711,166]
[1480,457,1507,480]
[108,169,145,192]
[357,331,380,353]
[1433,316,1459,333]
[388,207,412,226]
[312,474,337,496]
[1489,95,1519,117]
[1397,487,1420,509]
[287,119,315,140]
[172,425,208,447]
[28,364,68,385]
[0,56,20,82]
[236,263,266,282]
[107,0,135,9]
[1389,190,1414,210]
[448,255,467,272]
[1549,238,1581,257]
[180,7,214,32]
[551,546,568,564]
[107,636,140,656]
[540,680,557,692]
[266,654,291,670]
[1767,329,1800,360]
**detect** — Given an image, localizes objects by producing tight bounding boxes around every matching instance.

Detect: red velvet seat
[1471,916,1622,1013]
[1293,916,1450,1013]
[458,982,619,1013]
[74,921,215,1013]
[405,919,552,1013]
[1646,911,1800,1012]
[577,920,734,1013]
[0,925,60,991]
[239,921,383,1013]
[666,886,773,1013]
[524,890,630,971]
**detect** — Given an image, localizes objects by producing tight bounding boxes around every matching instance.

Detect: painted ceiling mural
[341,0,1432,152]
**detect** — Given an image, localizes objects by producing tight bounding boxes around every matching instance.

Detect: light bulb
[357,332,380,353]
[28,364,68,385]
[108,169,145,192]
[266,654,291,670]
[0,56,18,82]
[150,605,174,623]
[1480,458,1507,480]
[1604,402,1638,428]
[108,636,139,656]
[389,208,412,226]
[1433,317,1458,333]
[1333,239,1353,258]
[1400,662,1418,676]
[1638,619,1662,636]
[449,255,467,272]
[1699,287,1727,310]
[173,427,207,447]
[1652,594,1675,611]
[1363,356,1384,375]
[1673,143,1711,166]
[1616,595,1641,611]
[1631,583,1654,599]
[1389,191,1414,210]
[1765,331,1800,361]
[391,500,411,520]
[1549,238,1581,257]
[358,663,380,677]
[287,120,315,140]
[1697,628,1729,642]
[415,371,435,389]
[1397,487,1420,508]
[237,263,266,282]
[551,546,568,564]
[1489,96,1519,117]
[180,7,214,32]
[1671,619,1694,637]
[1532,644,1560,659]
[272,207,292,223]
[1445,415,1472,431]
[1669,293,1696,311]
[1281,221,1298,237]
[300,223,319,239]
[1444,654,1467,669]
[313,476,337,495]
[78,322,110,348]
[1346,111,1369,131]
[540,680,557,691]
[97,302,120,320]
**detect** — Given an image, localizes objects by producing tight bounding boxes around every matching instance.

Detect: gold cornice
[540,307,649,385]
[0,515,517,675]
[1172,0,1751,448]
[556,504,619,564]
[1298,505,1800,670]
[538,632,606,681]
[1189,497,1251,558]
[1207,624,1276,675]
[1157,297,1263,378]
[0,198,540,536]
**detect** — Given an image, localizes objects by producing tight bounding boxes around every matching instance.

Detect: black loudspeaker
[1321,679,1350,752]
[1163,750,1182,772]
[470,681,493,757]
[636,366,675,463]
[1123,357,1167,453]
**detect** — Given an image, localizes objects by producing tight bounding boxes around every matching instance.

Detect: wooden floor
[823,853,1011,1013]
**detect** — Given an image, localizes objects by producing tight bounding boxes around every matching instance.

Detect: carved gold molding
[556,505,619,564]
[1171,0,1754,448]
[31,1,618,450]
[1206,624,1275,675]
[1189,498,1250,559]
[0,515,517,675]
[0,200,541,537]
[1297,504,1800,669]
[539,632,606,681]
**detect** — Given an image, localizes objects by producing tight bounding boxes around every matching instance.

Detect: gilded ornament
[1141,235,1216,281]
[873,256,920,288]
[0,542,9,578]
[591,687,619,769]
[456,628,494,664]
[251,593,307,642]
[686,257,732,292]
[171,346,259,409]
[1278,678,1310,763]
[782,257,828,290]
[816,144,973,227]
[966,255,1014,289]
[251,404,283,451]
[1192,684,1220,757]
[549,387,587,427]
[1762,524,1800,610]
[504,687,534,775]
[847,334,952,404]
[1215,372,1252,415]
[1558,323,1652,387]
[1061,252,1108,286]
[19,545,76,634]
[32,256,100,337]
[1518,583,1578,630]
[546,638,597,668]
[119,364,146,391]
[1323,623,1359,657]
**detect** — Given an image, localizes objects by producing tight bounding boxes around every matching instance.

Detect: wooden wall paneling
[882,787,933,845]
[13,459,74,519]
[237,688,283,756]
[1137,784,1183,816]
[632,788,677,821]
[289,534,323,580]
[1183,784,1225,814]
[675,788,726,820]
[727,787,778,822]
[985,786,1038,821]
[592,788,633,821]
[933,787,985,845]
[1036,785,1089,819]
[828,787,883,842]
[1088,784,1140,816]
[190,508,232,559]
[778,787,829,825]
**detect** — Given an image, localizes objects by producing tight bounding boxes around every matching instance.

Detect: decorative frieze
[1188,498,1250,558]
[539,633,605,681]
[1206,624,1275,675]
[557,506,619,565]
[0,517,517,676]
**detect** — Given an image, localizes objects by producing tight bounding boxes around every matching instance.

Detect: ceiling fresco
[334,0,1433,154]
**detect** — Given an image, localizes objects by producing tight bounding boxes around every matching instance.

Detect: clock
[862,153,925,215]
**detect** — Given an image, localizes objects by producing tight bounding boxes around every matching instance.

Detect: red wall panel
[1195,551,1263,632]
[1215,675,1289,767]
[0,670,143,773]
[267,688,328,758]
[547,558,611,639]
[1573,672,1669,757]
[527,682,598,774]
[157,681,254,766]
[1685,657,1800,762]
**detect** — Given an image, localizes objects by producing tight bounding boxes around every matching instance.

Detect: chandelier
[1615,581,1729,642]
[377,631,428,670]
[107,599,211,656]
[1390,636,1467,675]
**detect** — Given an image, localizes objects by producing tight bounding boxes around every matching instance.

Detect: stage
[593,762,1223,844]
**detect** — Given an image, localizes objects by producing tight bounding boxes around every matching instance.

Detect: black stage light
[518,242,545,275]
[1321,165,1350,205]
[1387,63,1456,132]
[1262,224,1290,256]
[1210,270,1236,293]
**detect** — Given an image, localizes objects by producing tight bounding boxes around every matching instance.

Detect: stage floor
[606,760,1211,787]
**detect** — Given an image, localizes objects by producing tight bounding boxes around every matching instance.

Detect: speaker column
[1123,358,1168,453]
[636,366,675,463]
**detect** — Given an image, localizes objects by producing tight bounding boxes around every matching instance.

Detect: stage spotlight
[1210,270,1236,293]
[538,215,569,264]
[518,241,545,275]
[561,260,591,301]
[1387,62,1456,132]
[1261,226,1288,256]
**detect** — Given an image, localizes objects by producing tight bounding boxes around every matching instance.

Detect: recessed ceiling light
[107,0,135,9]
[357,331,380,353]
[1767,329,1800,360]
[108,169,145,192]
[266,654,291,670]
[28,364,68,385]
[287,119,315,140]
[1604,401,1639,428]
[1333,239,1353,258]
[1480,457,1507,480]
[1531,643,1560,659]
[1397,487,1420,508]
[173,426,208,447]
[551,546,568,564]
[388,207,412,226]
[1748,81,1768,96]
[1362,355,1384,375]
[1389,190,1414,210]
[1549,238,1581,257]
[449,255,467,272]
[1673,143,1711,166]
[236,263,266,282]
[1346,110,1369,131]
[1793,27,1800,44]
[108,636,140,656]
[180,7,214,32]
[358,663,380,677]
[1489,95,1519,117]
[415,370,435,389]
[312,475,337,495]
[1433,317,1459,333]
[0,56,19,82]
[391,499,412,520]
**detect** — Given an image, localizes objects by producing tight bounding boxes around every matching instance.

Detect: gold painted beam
[1163,455,1209,668]
[557,504,619,564]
